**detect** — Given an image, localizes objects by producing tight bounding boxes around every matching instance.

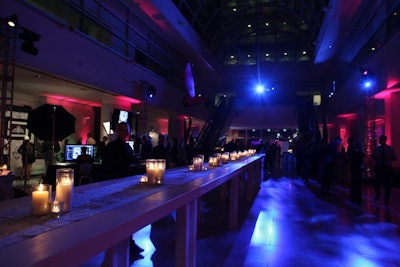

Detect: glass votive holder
[146,159,166,185]
[214,153,222,166]
[188,164,194,171]
[193,156,203,172]
[55,168,74,212]
[139,175,148,184]
[230,151,238,161]
[221,152,229,164]
[208,156,218,168]
[50,200,64,218]
[31,184,52,216]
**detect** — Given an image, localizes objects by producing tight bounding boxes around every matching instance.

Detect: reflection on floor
[79,174,400,267]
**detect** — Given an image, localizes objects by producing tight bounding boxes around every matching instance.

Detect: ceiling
[171,0,329,65]
[8,0,372,115]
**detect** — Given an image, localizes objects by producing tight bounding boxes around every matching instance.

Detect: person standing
[96,136,108,160]
[347,138,364,203]
[372,135,397,205]
[139,134,153,160]
[152,134,170,168]
[101,122,144,260]
[103,122,134,179]
[18,136,36,180]
[320,136,342,196]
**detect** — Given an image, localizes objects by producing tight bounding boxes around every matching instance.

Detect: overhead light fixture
[18,27,41,55]
[7,14,18,27]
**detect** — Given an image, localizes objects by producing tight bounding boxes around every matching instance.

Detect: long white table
[0,155,264,267]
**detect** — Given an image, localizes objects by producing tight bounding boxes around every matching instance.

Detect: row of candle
[188,150,257,171]
[31,168,73,216]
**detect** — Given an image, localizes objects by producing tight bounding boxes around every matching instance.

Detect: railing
[0,154,264,267]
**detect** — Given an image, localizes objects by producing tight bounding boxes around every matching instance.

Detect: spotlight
[360,67,374,89]
[7,14,18,27]
[18,28,40,55]
[147,85,156,98]
[255,84,265,94]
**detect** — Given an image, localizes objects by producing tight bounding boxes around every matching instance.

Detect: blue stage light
[255,84,265,94]
[363,80,372,89]
[360,67,374,90]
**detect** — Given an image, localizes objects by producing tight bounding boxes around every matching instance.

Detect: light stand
[51,106,57,163]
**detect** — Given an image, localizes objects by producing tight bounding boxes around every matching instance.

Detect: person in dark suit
[347,138,364,203]
[101,121,143,261]
[372,135,397,205]
[96,136,108,160]
[151,134,170,168]
[103,122,134,180]
[320,136,342,196]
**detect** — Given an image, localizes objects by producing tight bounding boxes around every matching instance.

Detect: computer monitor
[64,145,94,161]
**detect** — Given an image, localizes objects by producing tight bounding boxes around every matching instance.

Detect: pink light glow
[335,113,358,120]
[375,77,400,99]
[158,118,169,135]
[339,127,347,147]
[135,0,169,30]
[386,78,400,89]
[44,94,101,107]
[115,96,141,105]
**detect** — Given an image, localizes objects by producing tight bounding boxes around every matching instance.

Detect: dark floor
[13,172,400,267]
[74,170,400,267]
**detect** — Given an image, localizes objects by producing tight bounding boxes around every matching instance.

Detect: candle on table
[193,156,203,172]
[221,153,229,164]
[32,184,51,216]
[215,153,222,166]
[146,159,166,184]
[208,156,218,167]
[55,168,74,212]
[51,200,64,218]
[230,152,238,161]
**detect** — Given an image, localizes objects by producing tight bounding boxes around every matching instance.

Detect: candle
[139,175,148,183]
[208,156,218,168]
[221,153,229,164]
[55,168,74,212]
[215,153,222,166]
[193,156,203,172]
[31,184,51,216]
[146,159,166,184]
[51,201,64,218]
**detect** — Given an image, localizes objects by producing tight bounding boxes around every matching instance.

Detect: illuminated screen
[65,145,94,161]
[111,108,133,130]
[126,141,134,150]
[119,110,129,123]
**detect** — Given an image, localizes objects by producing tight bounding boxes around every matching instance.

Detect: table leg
[176,199,198,267]
[103,237,129,267]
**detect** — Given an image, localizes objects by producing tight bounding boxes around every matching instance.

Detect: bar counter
[0,154,264,267]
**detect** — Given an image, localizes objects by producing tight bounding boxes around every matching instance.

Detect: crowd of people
[294,134,397,206]
[17,120,398,207]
